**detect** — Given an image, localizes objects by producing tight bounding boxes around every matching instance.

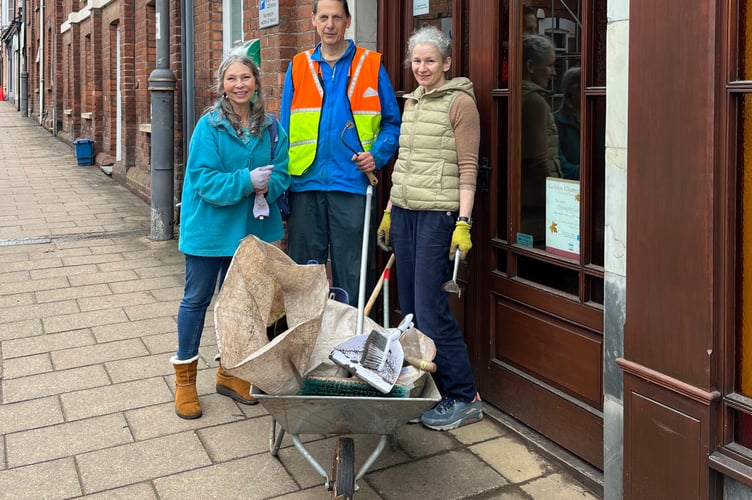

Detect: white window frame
[223,0,244,55]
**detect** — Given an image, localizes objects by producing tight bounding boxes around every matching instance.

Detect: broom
[300,375,411,398]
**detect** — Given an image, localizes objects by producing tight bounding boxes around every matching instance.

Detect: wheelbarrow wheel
[331,437,355,499]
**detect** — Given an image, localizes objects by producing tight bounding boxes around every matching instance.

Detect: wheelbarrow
[252,375,440,498]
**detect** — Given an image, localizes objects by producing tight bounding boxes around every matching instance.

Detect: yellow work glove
[376,210,392,252]
[450,221,472,260]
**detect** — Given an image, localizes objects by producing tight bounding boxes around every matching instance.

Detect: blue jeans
[391,207,478,403]
[176,254,233,360]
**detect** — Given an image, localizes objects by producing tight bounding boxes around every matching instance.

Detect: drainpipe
[39,0,44,125]
[148,0,176,241]
[20,5,28,116]
[180,0,195,154]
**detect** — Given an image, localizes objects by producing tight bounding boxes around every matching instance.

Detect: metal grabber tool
[340,120,378,186]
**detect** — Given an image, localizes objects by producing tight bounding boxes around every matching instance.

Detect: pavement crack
[0,229,149,247]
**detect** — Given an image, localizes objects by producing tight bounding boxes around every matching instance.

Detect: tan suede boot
[216,362,257,405]
[170,355,202,419]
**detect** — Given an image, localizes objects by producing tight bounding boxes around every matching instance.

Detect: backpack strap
[267,113,279,162]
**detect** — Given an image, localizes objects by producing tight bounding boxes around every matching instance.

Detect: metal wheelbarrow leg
[287,433,388,498]
[269,417,285,456]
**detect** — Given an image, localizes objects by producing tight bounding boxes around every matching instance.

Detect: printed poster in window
[414,1,429,16]
[545,177,580,259]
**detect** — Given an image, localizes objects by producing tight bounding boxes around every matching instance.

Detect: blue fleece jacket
[178,110,290,257]
[280,40,401,195]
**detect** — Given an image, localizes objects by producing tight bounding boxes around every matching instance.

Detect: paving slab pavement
[0,102,601,499]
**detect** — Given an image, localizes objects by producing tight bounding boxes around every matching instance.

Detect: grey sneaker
[408,398,443,424]
[420,395,483,431]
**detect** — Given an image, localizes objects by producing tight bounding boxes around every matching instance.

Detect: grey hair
[207,53,266,136]
[404,25,452,68]
[522,34,555,66]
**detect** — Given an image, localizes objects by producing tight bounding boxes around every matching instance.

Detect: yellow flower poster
[545,177,580,259]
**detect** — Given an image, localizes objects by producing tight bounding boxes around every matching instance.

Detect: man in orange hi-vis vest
[280,0,400,306]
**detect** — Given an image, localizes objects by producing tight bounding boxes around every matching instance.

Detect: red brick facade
[19,0,322,205]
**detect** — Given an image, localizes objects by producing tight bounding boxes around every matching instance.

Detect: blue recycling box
[73,138,95,166]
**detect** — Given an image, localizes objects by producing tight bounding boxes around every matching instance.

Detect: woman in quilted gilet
[376,25,483,431]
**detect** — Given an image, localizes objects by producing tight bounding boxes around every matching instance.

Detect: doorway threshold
[483,404,604,498]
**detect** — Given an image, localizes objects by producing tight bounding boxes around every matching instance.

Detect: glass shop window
[495,0,606,306]
[411,1,453,50]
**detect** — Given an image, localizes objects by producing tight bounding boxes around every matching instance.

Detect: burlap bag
[214,235,437,395]
[214,235,330,394]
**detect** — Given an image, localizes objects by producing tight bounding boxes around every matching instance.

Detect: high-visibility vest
[288,46,383,176]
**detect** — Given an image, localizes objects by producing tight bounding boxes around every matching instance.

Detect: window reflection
[554,67,581,180]
[512,0,605,299]
[519,34,562,245]
[523,5,539,35]
[412,1,453,40]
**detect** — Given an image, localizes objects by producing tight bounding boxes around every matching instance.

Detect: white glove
[250,164,274,190]
[253,193,270,219]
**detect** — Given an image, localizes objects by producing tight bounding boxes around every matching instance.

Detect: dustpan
[329,315,413,394]
[329,336,403,394]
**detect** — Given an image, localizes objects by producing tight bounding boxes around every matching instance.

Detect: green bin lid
[231,39,260,67]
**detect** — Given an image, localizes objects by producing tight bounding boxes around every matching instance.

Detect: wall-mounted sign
[259,0,279,29]
[545,177,580,259]
[413,1,429,16]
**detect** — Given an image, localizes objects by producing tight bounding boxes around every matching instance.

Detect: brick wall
[171,0,183,174]
[231,1,317,117]
[24,0,60,131]
[27,0,38,117]
[131,0,154,179]
[100,9,115,156]
[45,3,63,132]
[60,24,81,144]
[118,1,136,171]
[47,0,324,203]
[90,9,103,147]
[192,0,224,115]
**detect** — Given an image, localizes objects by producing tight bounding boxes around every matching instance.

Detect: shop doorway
[378,0,606,468]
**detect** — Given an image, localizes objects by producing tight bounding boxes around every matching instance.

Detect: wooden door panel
[495,299,603,407]
[625,381,703,499]
[486,363,604,467]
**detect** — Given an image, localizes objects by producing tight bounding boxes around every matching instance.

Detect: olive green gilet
[390,78,473,211]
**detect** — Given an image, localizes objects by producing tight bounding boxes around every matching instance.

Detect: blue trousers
[287,191,368,306]
[176,254,233,360]
[391,207,478,403]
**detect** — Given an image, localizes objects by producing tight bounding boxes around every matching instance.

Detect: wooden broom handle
[405,357,437,373]
[364,253,395,316]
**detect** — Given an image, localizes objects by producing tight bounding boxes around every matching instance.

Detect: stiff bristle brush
[299,375,410,398]
[360,328,400,371]
[360,314,414,371]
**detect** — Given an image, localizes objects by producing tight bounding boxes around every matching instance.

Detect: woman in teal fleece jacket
[171,54,290,420]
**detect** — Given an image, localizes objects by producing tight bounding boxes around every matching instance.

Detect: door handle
[478,157,492,193]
